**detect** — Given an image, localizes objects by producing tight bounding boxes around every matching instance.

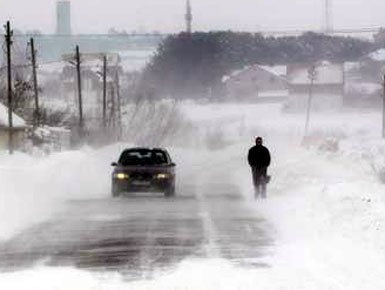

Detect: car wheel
[112,184,120,197]
[164,185,175,197]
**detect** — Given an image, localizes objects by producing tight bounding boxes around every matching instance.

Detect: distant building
[286,62,344,111]
[222,64,288,102]
[0,103,29,151]
[59,53,122,126]
[342,49,385,107]
[4,0,161,62]
[56,0,71,35]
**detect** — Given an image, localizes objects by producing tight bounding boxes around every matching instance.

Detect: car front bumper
[112,177,174,193]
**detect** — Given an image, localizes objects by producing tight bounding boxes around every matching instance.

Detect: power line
[254,27,384,36]
[11,33,168,38]
[7,26,385,38]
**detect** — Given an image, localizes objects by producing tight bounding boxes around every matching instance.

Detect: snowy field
[1,102,385,289]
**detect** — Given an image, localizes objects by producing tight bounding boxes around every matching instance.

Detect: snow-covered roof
[221,65,251,83]
[0,103,27,128]
[260,65,287,77]
[230,67,247,78]
[289,63,344,85]
[82,59,103,75]
[222,64,287,83]
[368,49,385,62]
[60,50,154,73]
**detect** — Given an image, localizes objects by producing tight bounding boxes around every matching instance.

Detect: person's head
[255,136,263,145]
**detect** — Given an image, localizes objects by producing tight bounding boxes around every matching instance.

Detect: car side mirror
[170,162,176,167]
[111,162,118,167]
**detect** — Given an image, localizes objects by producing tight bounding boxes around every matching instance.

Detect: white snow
[1,102,385,289]
[0,103,27,128]
[38,62,65,75]
[0,147,113,239]
[260,65,287,77]
[368,49,385,62]
[258,90,289,97]
[346,82,381,95]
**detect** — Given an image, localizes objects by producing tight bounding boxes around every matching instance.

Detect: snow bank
[0,145,123,240]
[0,103,26,127]
[181,103,385,288]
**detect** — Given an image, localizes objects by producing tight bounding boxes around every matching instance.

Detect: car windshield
[118,149,168,166]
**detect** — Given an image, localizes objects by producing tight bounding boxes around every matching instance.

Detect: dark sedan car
[111,147,176,197]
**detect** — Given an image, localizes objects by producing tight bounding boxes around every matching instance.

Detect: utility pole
[115,68,122,140]
[382,75,385,138]
[109,83,115,129]
[30,37,39,127]
[75,45,83,132]
[5,21,13,154]
[305,65,317,137]
[102,55,107,128]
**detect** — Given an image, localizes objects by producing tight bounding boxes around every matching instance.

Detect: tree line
[139,31,375,99]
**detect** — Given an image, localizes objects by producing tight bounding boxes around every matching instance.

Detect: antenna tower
[185,0,192,34]
[324,0,333,33]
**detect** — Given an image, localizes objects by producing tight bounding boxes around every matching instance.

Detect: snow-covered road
[0,141,273,277]
[0,183,271,276]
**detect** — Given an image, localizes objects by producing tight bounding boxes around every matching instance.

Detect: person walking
[247,136,271,198]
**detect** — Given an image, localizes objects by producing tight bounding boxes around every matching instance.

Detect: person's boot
[254,186,260,199]
[261,184,267,199]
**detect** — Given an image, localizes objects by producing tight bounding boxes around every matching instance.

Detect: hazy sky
[0,0,384,34]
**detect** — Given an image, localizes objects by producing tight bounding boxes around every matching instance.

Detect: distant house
[222,64,288,102]
[60,53,122,126]
[344,61,382,107]
[286,62,344,111]
[342,49,385,107]
[38,62,65,100]
[0,103,29,151]
[61,52,122,94]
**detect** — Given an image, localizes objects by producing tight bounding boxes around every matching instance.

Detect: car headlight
[114,173,129,180]
[155,173,170,179]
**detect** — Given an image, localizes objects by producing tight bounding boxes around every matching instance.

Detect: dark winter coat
[248,145,271,168]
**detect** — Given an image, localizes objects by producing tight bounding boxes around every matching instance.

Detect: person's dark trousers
[251,166,267,198]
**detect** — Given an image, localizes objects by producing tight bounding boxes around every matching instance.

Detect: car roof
[122,147,168,153]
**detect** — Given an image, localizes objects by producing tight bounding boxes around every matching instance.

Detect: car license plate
[132,180,150,186]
